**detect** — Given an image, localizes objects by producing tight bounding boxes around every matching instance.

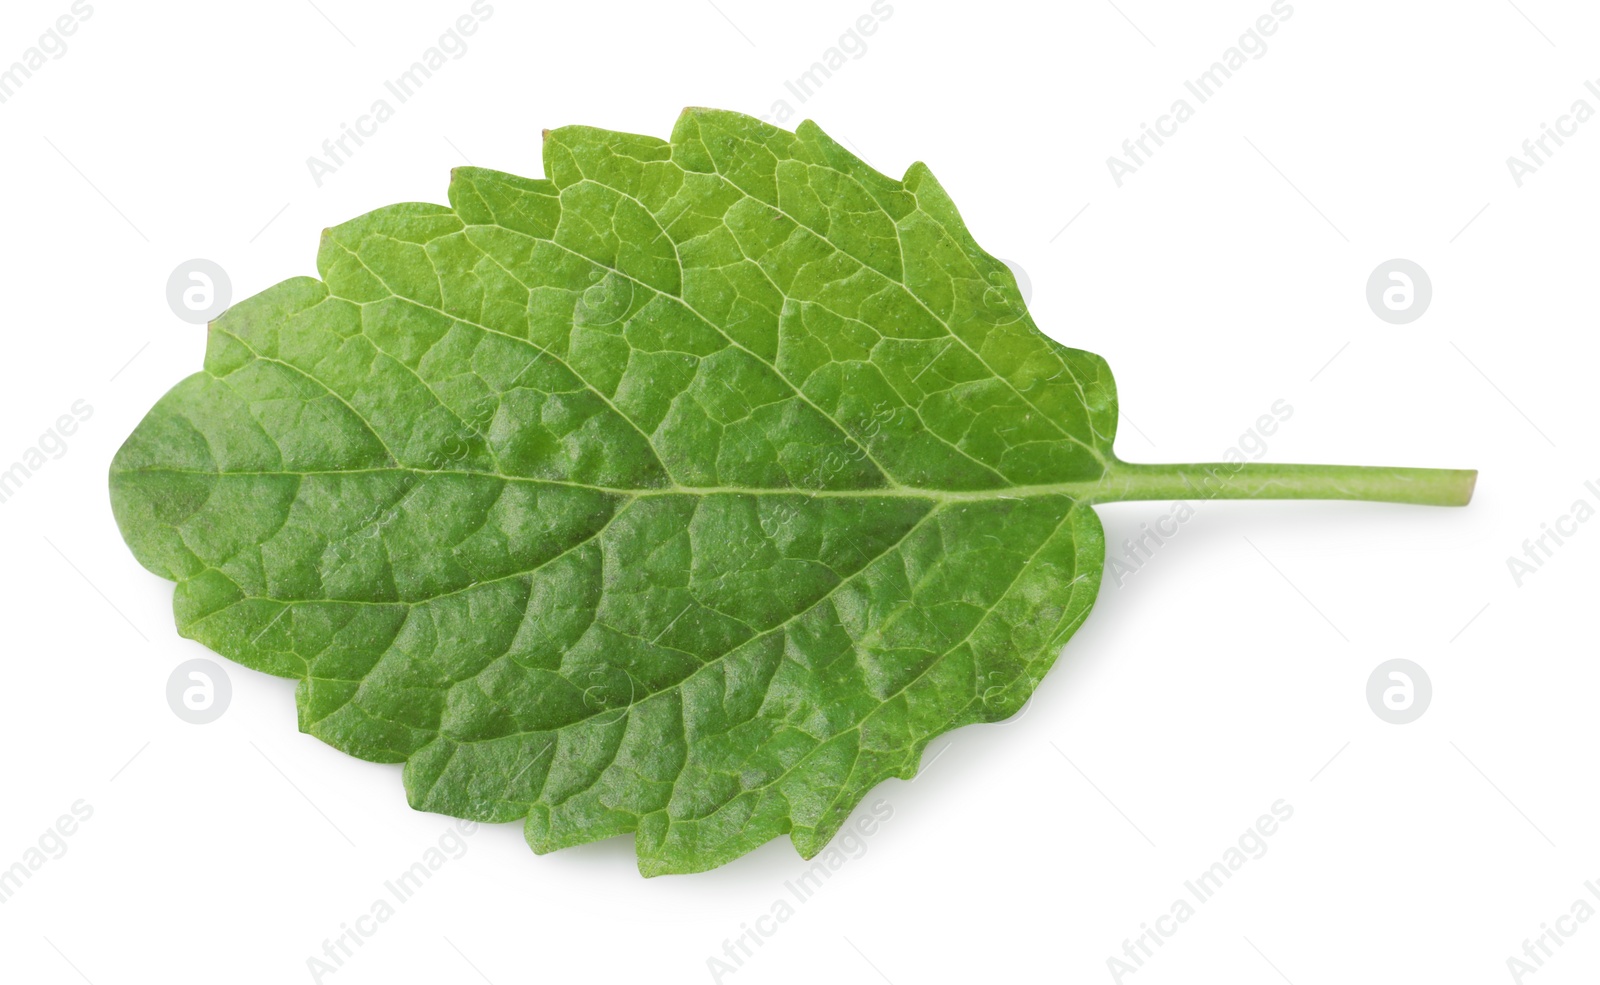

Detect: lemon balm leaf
[109,109,1474,875]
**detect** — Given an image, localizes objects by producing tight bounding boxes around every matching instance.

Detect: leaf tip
[901,159,934,187]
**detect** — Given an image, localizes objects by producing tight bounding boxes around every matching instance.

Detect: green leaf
[109,108,1474,875]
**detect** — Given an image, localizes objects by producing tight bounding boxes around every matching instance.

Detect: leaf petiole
[1092,461,1477,507]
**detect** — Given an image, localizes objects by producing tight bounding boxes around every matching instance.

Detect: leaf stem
[1093,461,1477,507]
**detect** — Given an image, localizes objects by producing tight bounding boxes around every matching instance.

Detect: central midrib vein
[117,460,1479,508]
[116,464,1105,503]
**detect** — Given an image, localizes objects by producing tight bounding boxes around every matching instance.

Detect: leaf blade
[110,108,1464,875]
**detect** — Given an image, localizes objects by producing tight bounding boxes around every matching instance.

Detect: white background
[1,1,1596,982]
